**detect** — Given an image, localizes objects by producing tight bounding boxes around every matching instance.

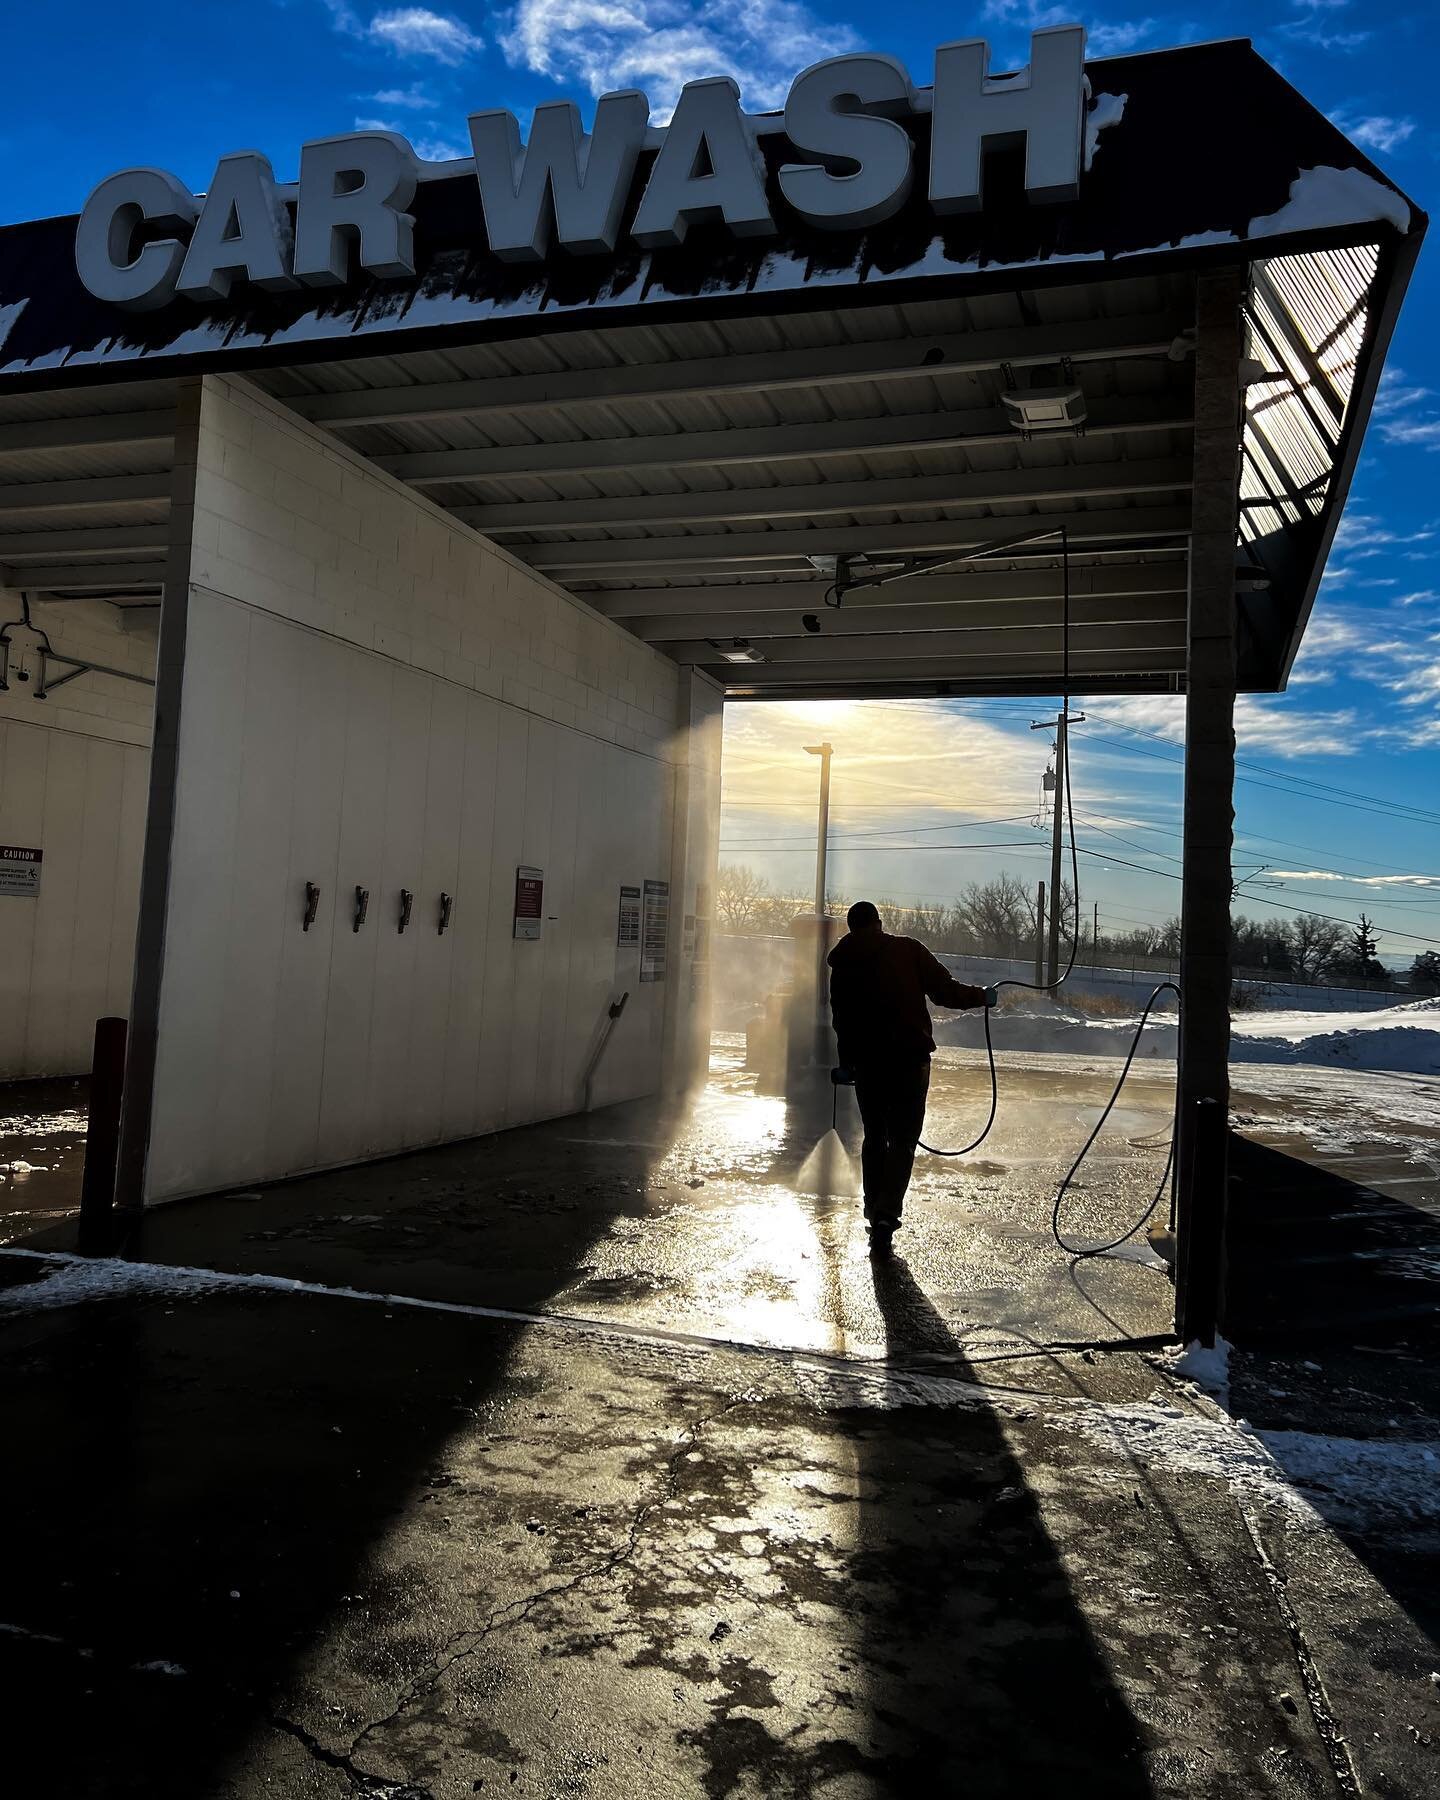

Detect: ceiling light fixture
[710,638,765,664]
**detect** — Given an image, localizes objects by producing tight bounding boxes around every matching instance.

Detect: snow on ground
[1049,1395,1439,1531]
[936,994,1440,1074]
[5,1251,1433,1539]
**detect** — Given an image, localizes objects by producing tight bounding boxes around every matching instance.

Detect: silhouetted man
[828,900,995,1251]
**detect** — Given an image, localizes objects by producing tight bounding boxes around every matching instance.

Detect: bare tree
[716,862,771,930]
[955,874,1031,956]
[1285,912,1346,984]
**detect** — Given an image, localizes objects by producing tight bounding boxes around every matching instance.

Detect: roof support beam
[663,623,1186,665]
[0,525,171,561]
[0,473,173,514]
[0,561,166,592]
[380,396,1191,487]
[288,313,1187,429]
[723,671,1184,700]
[518,506,1193,572]
[632,594,1187,644]
[592,563,1189,618]
[459,460,1194,535]
[0,414,174,456]
[707,644,1186,684]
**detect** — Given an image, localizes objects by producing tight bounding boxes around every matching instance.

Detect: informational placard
[640,878,669,983]
[616,885,641,949]
[0,845,42,897]
[513,865,544,940]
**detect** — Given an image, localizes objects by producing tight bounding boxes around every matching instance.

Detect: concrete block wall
[138,375,713,1202]
[0,598,154,1079]
[186,378,680,757]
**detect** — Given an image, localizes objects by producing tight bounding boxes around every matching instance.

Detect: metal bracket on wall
[353,886,369,933]
[0,593,158,698]
[438,892,453,935]
[398,889,414,934]
[303,882,321,931]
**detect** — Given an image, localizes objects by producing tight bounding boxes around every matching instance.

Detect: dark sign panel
[513,865,544,941]
[617,885,641,949]
[640,879,669,983]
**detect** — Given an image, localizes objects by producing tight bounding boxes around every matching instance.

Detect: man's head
[846,900,882,933]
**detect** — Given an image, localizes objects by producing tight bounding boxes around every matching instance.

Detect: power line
[1083,714,1440,827]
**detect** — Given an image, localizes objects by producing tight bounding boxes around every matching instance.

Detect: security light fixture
[710,639,765,663]
[1002,384,1088,434]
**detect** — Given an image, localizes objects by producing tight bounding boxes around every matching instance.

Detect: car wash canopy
[0,28,1423,701]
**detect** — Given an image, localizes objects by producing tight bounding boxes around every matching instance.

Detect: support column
[1175,269,1244,1345]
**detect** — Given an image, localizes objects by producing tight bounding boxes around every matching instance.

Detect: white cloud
[1086,691,1384,760]
[1373,369,1433,417]
[369,83,441,107]
[1279,0,1369,52]
[1086,19,1161,55]
[370,7,483,61]
[324,2,483,65]
[354,112,469,159]
[498,0,861,116]
[1329,111,1416,155]
[1268,868,1440,887]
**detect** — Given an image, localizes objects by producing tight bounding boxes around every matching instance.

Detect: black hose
[912,527,1181,1255]
[918,1003,996,1156]
[1049,981,1180,1257]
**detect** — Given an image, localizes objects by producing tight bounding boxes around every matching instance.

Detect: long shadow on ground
[1226,1133,1440,1644]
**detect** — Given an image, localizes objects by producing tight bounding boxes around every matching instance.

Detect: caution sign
[640,878,669,983]
[0,845,41,898]
[513,865,544,940]
[617,884,641,948]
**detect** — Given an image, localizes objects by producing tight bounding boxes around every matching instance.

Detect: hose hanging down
[887,526,1180,1258]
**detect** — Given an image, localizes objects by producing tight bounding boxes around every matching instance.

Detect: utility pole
[1031,710,1082,991]
[1033,880,1046,987]
[1092,900,1099,970]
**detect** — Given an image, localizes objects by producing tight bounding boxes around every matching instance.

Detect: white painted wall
[141,376,707,1201]
[0,599,154,1079]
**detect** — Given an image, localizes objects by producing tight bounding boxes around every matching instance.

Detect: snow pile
[1249,165,1411,239]
[934,994,1440,1073]
[1167,1335,1232,1407]
[1084,92,1127,168]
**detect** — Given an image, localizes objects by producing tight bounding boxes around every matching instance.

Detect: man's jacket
[827,929,987,1067]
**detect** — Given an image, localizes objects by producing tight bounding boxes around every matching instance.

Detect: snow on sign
[513,865,544,941]
[640,879,669,983]
[0,845,41,897]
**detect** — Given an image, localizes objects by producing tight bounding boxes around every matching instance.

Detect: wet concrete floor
[14,1040,1184,1366]
[2,1042,1436,1796]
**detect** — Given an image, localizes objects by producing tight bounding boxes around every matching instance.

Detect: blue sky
[3,2,1435,962]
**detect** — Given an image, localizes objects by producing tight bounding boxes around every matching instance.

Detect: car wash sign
[73,27,1089,314]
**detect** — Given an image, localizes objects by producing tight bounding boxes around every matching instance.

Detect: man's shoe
[868,1217,898,1256]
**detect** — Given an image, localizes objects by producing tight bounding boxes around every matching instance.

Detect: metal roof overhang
[0,39,1424,702]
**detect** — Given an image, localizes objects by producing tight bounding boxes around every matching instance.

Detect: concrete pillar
[1175,268,1244,1344]
[114,377,203,1215]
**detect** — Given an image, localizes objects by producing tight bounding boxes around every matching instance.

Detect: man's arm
[916,943,990,1010]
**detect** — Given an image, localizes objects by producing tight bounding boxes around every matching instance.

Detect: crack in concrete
[269,1709,432,1797]
[332,1393,755,1777]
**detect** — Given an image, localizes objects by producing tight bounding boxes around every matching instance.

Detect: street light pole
[804,742,834,1048]
[804,742,833,920]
